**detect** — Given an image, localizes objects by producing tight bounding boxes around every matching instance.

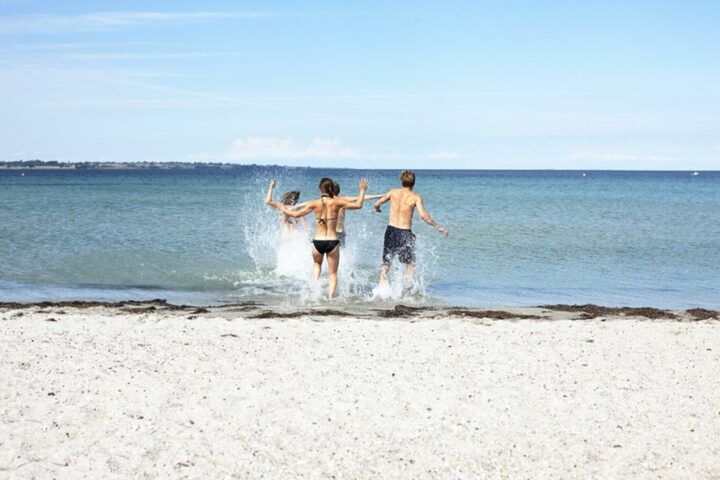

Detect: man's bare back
[374,171,448,287]
[385,188,421,230]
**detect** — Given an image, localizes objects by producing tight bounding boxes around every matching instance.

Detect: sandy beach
[1,302,719,478]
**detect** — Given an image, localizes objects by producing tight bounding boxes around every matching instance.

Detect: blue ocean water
[1,168,718,308]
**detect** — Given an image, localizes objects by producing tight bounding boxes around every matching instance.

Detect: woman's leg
[326,245,340,300]
[311,247,323,281]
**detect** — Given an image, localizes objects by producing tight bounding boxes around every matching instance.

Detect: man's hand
[373,191,390,213]
[269,179,276,188]
[437,226,449,237]
[359,178,369,191]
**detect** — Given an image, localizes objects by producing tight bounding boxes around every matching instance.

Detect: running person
[266,177,369,300]
[330,180,383,247]
[293,180,382,247]
[264,180,306,236]
[373,170,448,288]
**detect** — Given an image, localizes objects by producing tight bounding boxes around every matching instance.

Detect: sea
[1,168,718,308]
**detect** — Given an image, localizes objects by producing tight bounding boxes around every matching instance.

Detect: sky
[0,0,719,169]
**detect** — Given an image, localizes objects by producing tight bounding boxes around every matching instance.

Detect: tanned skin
[266,178,369,300]
[295,194,383,234]
[374,184,448,287]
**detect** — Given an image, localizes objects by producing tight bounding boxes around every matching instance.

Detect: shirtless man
[373,170,448,287]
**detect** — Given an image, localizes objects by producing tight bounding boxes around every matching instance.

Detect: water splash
[240,174,436,305]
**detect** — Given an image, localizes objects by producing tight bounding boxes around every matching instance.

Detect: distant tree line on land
[0,160,291,170]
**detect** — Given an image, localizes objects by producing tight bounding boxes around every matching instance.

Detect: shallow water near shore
[1,168,719,308]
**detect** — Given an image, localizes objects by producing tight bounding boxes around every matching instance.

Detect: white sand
[1,309,719,478]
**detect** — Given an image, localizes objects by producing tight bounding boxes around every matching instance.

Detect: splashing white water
[241,174,437,305]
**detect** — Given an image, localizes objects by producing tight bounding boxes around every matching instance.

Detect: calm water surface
[1,168,718,308]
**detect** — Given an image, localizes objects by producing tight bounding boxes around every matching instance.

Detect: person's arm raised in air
[373,191,392,213]
[264,179,284,209]
[416,195,449,236]
[338,178,369,210]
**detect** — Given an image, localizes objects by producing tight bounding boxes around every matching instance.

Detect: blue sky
[1,0,718,169]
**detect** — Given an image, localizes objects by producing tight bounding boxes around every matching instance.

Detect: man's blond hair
[400,170,415,188]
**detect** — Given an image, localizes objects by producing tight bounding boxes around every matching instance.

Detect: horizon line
[0,160,716,173]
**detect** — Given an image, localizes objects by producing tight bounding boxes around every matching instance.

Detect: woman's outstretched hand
[359,178,369,191]
[265,179,277,205]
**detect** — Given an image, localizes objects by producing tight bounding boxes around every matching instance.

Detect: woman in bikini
[265,177,369,300]
[291,180,382,247]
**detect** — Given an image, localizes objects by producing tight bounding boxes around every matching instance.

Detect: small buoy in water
[692,171,699,176]
[582,172,587,177]
[20,172,25,177]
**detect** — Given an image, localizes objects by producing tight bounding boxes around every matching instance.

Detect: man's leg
[326,245,340,300]
[404,262,415,287]
[379,262,390,286]
[379,227,392,287]
[400,231,416,289]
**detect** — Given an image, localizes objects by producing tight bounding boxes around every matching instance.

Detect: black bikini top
[317,195,337,228]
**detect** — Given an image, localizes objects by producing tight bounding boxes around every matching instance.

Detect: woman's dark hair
[332,180,340,196]
[281,191,300,205]
[319,177,335,197]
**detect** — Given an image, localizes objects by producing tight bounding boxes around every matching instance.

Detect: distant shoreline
[0,161,266,171]
[0,161,716,172]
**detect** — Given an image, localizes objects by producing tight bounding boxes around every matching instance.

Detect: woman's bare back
[310,196,345,239]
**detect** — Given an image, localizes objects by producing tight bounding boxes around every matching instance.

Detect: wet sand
[1,302,719,478]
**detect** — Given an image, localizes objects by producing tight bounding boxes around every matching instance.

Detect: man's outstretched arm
[416,196,449,236]
[373,191,392,212]
[342,194,384,202]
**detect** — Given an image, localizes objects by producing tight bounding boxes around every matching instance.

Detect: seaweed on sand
[447,309,541,320]
[249,309,351,319]
[685,308,719,320]
[541,304,677,319]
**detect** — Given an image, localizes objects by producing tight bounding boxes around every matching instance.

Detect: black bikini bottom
[312,239,340,254]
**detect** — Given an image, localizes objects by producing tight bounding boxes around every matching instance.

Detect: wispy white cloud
[59,52,246,61]
[1,41,186,50]
[226,137,360,161]
[185,137,466,164]
[0,11,279,35]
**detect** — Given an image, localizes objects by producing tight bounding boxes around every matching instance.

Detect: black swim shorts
[382,225,416,265]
